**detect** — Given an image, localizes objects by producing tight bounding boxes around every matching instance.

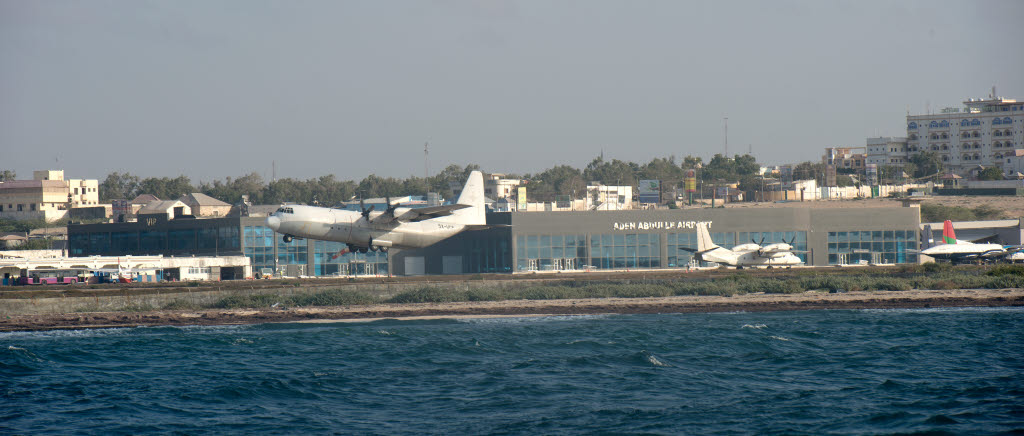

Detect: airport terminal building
[392,207,922,275]
[68,206,922,277]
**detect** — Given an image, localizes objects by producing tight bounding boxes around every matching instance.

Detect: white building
[585,184,633,210]
[866,137,909,167]
[484,173,522,199]
[906,95,1023,176]
[0,170,99,222]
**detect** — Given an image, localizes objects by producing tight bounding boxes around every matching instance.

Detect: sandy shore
[2,288,1021,332]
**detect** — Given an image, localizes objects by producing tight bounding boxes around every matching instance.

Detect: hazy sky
[2,0,1022,183]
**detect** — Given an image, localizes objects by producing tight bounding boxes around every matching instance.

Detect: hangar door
[404,257,425,276]
[442,256,462,275]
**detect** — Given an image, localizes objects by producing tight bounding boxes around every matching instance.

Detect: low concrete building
[138,200,192,220]
[179,193,232,217]
[0,254,251,284]
[0,234,27,249]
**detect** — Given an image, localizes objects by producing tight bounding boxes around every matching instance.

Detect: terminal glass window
[828,229,917,265]
[244,225,276,272]
[517,234,586,272]
[277,234,307,266]
[589,233,660,270]
[111,231,140,253]
[461,229,511,273]
[313,240,387,276]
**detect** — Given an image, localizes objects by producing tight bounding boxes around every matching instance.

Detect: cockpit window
[276,207,295,214]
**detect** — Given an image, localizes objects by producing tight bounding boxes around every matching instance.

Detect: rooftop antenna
[424,141,429,181]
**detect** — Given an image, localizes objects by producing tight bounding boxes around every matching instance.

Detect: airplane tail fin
[452,170,485,225]
[942,220,957,244]
[696,223,719,252]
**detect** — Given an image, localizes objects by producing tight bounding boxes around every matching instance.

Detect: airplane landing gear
[283,234,293,243]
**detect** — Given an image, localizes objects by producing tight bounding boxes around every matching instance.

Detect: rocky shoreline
[2,288,1021,332]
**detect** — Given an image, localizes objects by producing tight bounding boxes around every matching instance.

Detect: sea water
[3,308,1022,434]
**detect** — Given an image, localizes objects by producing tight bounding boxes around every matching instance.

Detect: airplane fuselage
[267,205,467,250]
[920,243,1006,262]
[699,247,803,268]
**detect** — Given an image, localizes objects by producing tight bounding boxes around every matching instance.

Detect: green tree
[526,165,586,201]
[639,156,684,182]
[99,172,141,201]
[909,151,943,178]
[681,155,703,169]
[0,170,16,182]
[977,166,1004,181]
[429,164,480,198]
[702,154,759,181]
[138,176,194,200]
[199,172,265,204]
[583,156,638,187]
[793,161,825,184]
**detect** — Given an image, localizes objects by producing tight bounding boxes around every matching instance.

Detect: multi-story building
[866,137,909,167]
[822,147,866,172]
[0,170,99,222]
[906,96,1023,176]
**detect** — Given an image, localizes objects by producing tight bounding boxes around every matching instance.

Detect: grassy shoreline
[182,264,1024,312]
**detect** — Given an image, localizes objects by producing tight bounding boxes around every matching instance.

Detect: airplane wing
[371,204,471,224]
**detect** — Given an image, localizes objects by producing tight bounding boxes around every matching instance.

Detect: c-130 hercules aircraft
[266,171,486,253]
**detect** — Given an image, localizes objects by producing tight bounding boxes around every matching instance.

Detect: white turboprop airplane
[920,220,1009,263]
[681,222,804,269]
[266,171,486,253]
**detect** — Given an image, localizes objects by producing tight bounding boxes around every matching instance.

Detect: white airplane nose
[266,215,281,230]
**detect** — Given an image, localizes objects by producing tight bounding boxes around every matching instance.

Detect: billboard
[684,169,697,193]
[638,179,660,203]
[826,165,837,187]
[865,164,878,186]
[779,165,793,185]
[517,187,527,210]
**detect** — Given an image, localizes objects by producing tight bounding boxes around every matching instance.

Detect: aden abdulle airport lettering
[612,221,711,231]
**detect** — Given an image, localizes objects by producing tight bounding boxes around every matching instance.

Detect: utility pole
[723,117,729,157]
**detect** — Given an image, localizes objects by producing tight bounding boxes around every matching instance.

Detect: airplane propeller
[359,199,375,220]
[384,196,399,216]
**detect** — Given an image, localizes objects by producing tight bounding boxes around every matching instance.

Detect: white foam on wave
[642,351,671,367]
[742,323,768,329]
[459,314,613,325]
[860,306,1024,315]
[769,335,791,341]
[0,327,135,340]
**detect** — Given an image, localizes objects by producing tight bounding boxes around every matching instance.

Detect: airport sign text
[613,221,711,231]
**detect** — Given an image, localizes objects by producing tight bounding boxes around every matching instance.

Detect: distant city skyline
[2,0,1022,182]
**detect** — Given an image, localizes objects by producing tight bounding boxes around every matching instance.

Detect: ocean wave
[742,323,768,329]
